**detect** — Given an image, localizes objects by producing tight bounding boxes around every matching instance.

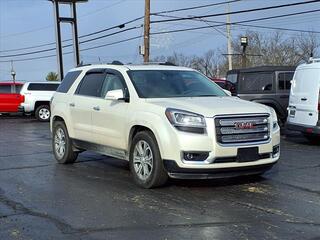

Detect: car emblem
[234,122,255,129]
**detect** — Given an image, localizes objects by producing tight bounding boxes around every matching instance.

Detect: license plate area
[237,147,259,162]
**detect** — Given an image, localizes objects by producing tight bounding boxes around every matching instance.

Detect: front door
[91,70,129,151]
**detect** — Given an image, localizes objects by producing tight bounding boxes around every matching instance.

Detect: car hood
[144,96,270,117]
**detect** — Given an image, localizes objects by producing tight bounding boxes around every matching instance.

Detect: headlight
[268,107,278,130]
[165,108,206,133]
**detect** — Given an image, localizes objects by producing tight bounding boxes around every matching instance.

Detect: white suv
[20,82,60,121]
[50,63,280,188]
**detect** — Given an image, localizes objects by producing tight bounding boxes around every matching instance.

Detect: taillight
[21,95,25,103]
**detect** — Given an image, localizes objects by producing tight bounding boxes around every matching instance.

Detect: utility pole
[144,0,150,63]
[240,36,248,68]
[10,61,16,93]
[226,2,233,70]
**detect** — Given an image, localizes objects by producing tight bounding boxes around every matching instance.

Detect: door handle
[301,98,307,101]
[93,106,100,111]
[69,103,75,107]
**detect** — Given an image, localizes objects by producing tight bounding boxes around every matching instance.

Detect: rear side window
[0,85,12,93]
[56,70,81,93]
[238,72,274,93]
[76,73,105,97]
[27,83,59,91]
[278,72,294,90]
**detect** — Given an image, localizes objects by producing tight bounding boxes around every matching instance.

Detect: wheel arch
[128,123,169,159]
[34,101,50,111]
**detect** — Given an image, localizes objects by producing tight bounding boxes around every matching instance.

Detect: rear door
[288,67,320,126]
[0,84,22,112]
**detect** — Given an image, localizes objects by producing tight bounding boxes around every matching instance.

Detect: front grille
[215,114,270,144]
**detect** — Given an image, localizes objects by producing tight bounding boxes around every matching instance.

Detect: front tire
[52,121,78,164]
[129,131,168,188]
[36,105,51,122]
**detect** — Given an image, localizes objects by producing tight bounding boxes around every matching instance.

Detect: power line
[0,0,128,39]
[0,26,142,58]
[0,17,144,53]
[151,0,241,15]
[151,0,320,24]
[152,9,320,35]
[0,35,142,63]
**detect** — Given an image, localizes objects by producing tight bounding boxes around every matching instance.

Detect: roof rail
[111,60,124,65]
[77,62,91,67]
[142,61,176,66]
[307,57,320,64]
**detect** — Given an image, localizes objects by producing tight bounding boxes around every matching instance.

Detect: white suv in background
[50,63,280,188]
[19,82,60,121]
[287,58,320,141]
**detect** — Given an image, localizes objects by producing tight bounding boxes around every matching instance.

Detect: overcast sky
[0,0,319,81]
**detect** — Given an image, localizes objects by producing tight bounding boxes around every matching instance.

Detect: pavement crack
[272,179,320,196]
[0,151,52,158]
[72,221,248,236]
[0,193,76,234]
[0,164,53,172]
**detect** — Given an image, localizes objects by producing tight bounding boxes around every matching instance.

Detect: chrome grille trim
[219,117,268,126]
[215,114,270,144]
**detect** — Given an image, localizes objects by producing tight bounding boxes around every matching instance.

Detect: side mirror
[223,89,232,96]
[105,89,124,100]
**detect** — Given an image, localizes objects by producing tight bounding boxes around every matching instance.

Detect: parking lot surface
[0,116,319,240]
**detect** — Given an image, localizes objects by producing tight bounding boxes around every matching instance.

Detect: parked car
[226,66,296,124]
[287,58,320,141]
[51,63,280,188]
[19,82,60,121]
[211,78,236,94]
[0,82,25,114]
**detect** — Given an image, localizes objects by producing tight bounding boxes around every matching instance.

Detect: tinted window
[101,73,125,98]
[77,73,105,97]
[278,72,294,90]
[27,83,59,91]
[238,72,274,93]
[128,70,226,98]
[57,70,81,93]
[0,85,12,93]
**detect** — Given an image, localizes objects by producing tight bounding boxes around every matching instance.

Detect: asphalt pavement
[0,116,319,240]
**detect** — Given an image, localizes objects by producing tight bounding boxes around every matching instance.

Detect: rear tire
[52,121,78,164]
[129,131,168,188]
[35,105,51,122]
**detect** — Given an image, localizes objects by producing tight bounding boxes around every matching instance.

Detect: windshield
[127,70,226,98]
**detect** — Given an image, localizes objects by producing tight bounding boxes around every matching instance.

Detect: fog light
[183,152,209,161]
[272,145,280,158]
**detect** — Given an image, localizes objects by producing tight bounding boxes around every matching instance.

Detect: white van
[287,58,320,140]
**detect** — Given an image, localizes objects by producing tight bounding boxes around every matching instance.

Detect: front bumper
[286,122,320,135]
[163,160,276,179]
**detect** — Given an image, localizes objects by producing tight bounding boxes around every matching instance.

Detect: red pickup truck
[0,82,25,113]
